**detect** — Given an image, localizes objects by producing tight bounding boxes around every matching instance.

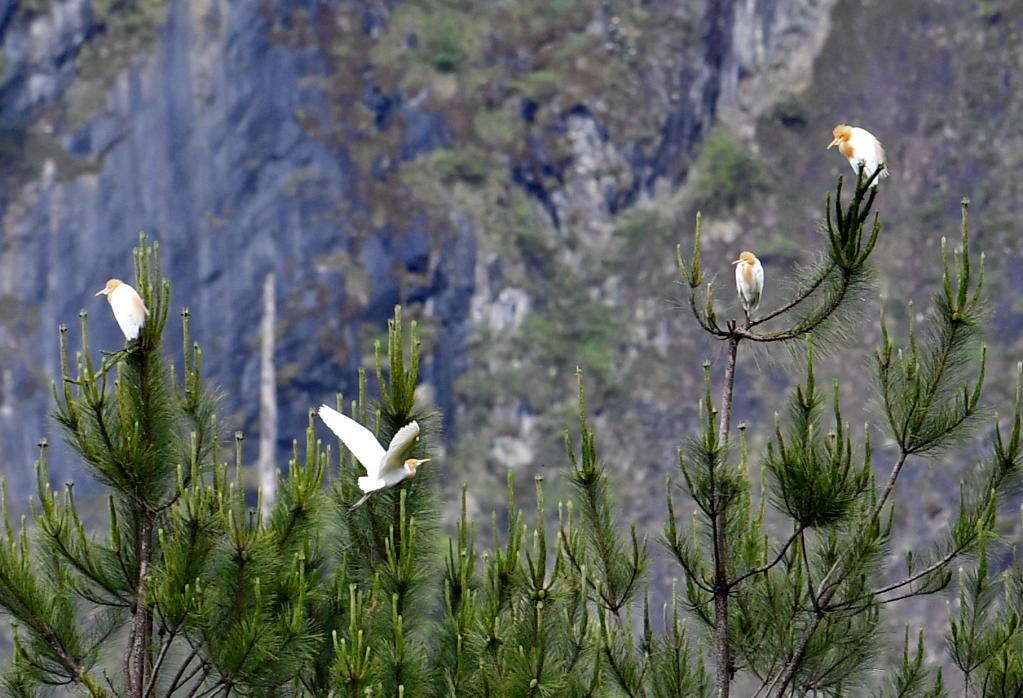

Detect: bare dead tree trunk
[258,273,278,519]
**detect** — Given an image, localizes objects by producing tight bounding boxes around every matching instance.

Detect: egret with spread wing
[318,404,429,509]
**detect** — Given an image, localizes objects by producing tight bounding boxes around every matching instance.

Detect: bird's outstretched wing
[317,405,386,477]
[377,421,421,478]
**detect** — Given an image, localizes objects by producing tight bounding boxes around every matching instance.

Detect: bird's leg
[349,492,373,511]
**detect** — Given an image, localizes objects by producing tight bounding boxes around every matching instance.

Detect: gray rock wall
[0,0,835,503]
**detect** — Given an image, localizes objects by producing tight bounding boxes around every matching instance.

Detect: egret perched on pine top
[318,404,429,509]
[95,279,148,341]
[828,124,888,184]
[733,251,764,322]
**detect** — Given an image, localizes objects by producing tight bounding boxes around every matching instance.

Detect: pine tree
[0,236,326,696]
[670,168,1022,696]
[1,170,1021,697]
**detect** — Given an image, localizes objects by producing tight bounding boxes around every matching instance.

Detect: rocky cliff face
[0,0,477,496]
[0,0,840,500]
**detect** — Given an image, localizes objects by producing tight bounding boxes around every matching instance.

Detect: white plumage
[96,279,148,341]
[317,404,428,507]
[828,124,888,183]
[733,251,764,321]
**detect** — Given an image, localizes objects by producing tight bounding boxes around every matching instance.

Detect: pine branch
[162,645,202,696]
[679,167,881,350]
[747,259,835,328]
[768,198,993,698]
[728,525,805,590]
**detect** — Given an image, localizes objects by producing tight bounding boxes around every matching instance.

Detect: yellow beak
[731,259,743,265]
[95,288,108,296]
[406,457,430,472]
[827,138,840,150]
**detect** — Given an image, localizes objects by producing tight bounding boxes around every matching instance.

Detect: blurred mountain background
[0,0,1021,675]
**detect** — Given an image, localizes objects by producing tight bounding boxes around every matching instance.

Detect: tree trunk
[127,515,154,698]
[713,334,739,697]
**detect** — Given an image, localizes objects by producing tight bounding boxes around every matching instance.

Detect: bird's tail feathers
[357,476,384,492]
[350,478,384,510]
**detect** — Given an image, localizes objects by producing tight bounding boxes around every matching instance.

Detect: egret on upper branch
[95,279,148,342]
[828,124,888,185]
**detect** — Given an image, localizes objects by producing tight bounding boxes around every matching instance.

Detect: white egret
[95,279,148,341]
[828,124,888,184]
[317,404,429,509]
[733,251,764,322]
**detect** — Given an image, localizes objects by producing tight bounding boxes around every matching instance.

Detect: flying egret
[827,124,888,185]
[95,279,148,341]
[733,251,764,323]
[317,404,429,509]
